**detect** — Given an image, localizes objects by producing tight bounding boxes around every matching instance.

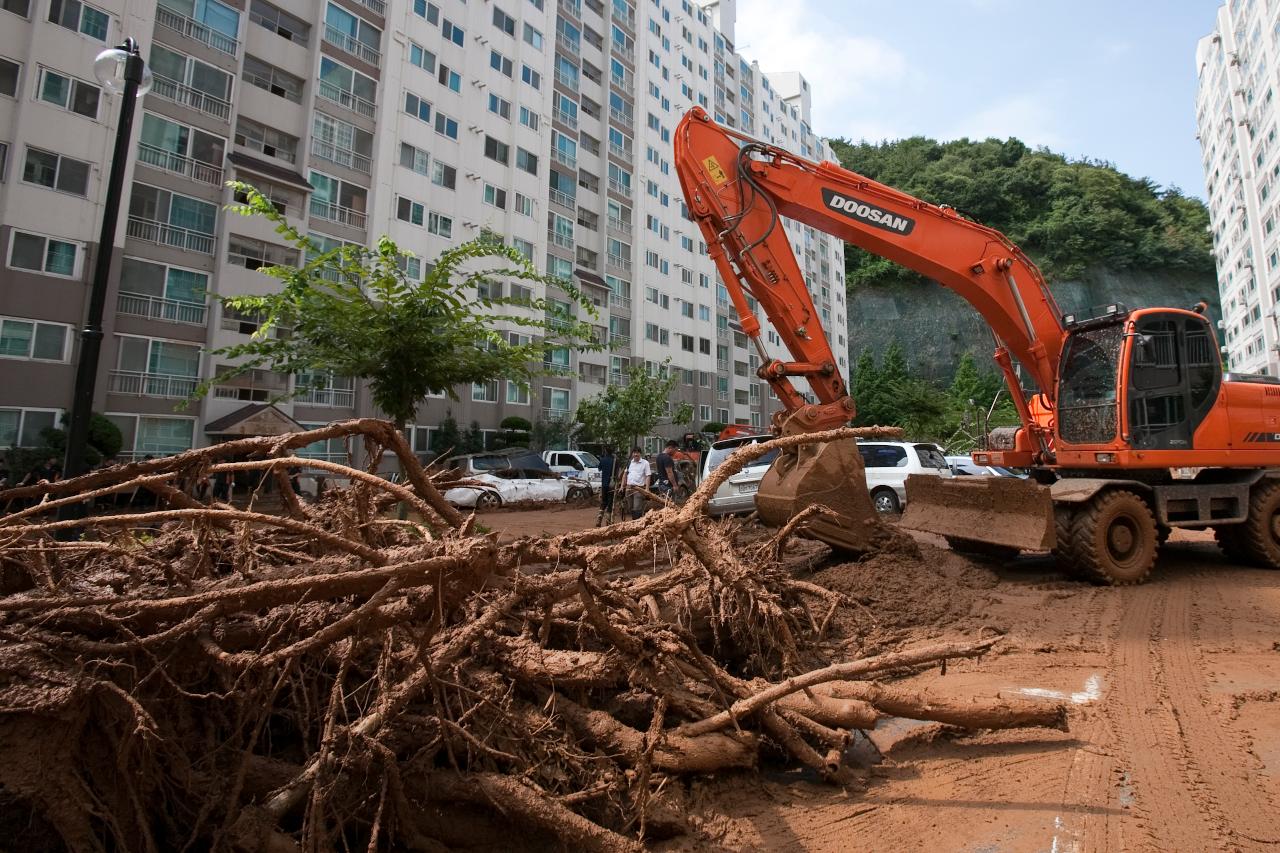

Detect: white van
[857,441,953,514]
[541,450,602,485]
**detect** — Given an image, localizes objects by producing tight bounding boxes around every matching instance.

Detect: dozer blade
[900,475,1055,552]
[756,437,892,555]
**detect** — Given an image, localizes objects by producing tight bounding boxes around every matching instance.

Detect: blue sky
[734,0,1215,198]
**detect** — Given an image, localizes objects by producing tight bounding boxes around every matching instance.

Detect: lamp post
[60,40,152,491]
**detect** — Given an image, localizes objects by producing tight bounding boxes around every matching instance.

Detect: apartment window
[228,235,298,269]
[434,111,458,139]
[49,0,109,40]
[317,58,376,116]
[404,91,431,122]
[409,41,436,72]
[519,105,539,129]
[543,387,570,414]
[512,237,533,260]
[0,316,70,361]
[0,408,61,449]
[22,147,90,196]
[523,22,542,49]
[234,116,297,162]
[484,135,510,164]
[442,18,464,45]
[8,231,80,277]
[490,49,513,76]
[140,113,225,177]
[678,333,694,352]
[516,147,538,174]
[521,64,540,89]
[128,183,217,244]
[309,171,367,226]
[514,192,533,216]
[399,142,429,175]
[431,160,455,189]
[396,196,424,226]
[483,183,507,209]
[149,45,232,105]
[437,62,461,92]
[427,211,452,237]
[488,93,511,119]
[121,257,208,310]
[0,58,18,98]
[324,3,381,61]
[250,0,309,45]
[412,0,438,23]
[506,381,530,404]
[242,55,302,102]
[36,68,100,118]
[473,379,499,402]
[115,336,200,387]
[0,141,7,181]
[492,6,515,35]
[2,0,30,16]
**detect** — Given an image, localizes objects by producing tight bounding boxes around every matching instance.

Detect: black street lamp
[60,40,152,492]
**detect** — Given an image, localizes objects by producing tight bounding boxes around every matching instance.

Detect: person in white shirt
[624,447,651,519]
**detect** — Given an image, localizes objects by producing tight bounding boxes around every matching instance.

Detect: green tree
[433,416,463,455]
[947,352,984,406]
[201,183,600,431]
[462,421,485,453]
[850,348,882,427]
[7,413,123,480]
[575,364,693,452]
[530,417,572,451]
[497,416,532,449]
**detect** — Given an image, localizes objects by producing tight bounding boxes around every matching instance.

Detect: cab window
[859,444,907,468]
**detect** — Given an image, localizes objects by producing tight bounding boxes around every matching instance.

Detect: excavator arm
[674,107,1066,461]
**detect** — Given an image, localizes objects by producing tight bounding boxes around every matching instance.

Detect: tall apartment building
[1196,0,1280,376]
[0,0,847,462]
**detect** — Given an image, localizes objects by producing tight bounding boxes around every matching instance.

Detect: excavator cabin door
[1124,312,1221,451]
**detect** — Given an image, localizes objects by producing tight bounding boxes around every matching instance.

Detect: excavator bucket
[899,475,1056,552]
[756,437,892,555]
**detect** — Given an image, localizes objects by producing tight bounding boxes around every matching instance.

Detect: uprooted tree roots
[0,421,1066,852]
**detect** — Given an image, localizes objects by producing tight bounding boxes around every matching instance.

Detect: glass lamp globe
[93,47,153,97]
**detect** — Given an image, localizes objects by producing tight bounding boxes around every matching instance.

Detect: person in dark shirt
[596,447,616,526]
[654,441,678,494]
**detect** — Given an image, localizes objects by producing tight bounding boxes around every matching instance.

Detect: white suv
[857,440,953,514]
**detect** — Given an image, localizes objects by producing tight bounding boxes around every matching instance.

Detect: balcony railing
[608,371,629,386]
[150,74,231,121]
[542,407,572,421]
[556,33,581,56]
[555,68,579,90]
[606,253,631,271]
[607,215,629,232]
[610,72,629,89]
[607,178,632,198]
[716,327,730,341]
[356,0,385,16]
[156,4,238,56]
[611,333,630,348]
[543,364,574,377]
[716,359,729,371]
[608,107,632,128]
[547,229,574,249]
[323,24,381,65]
[126,216,215,254]
[549,188,577,210]
[309,198,368,229]
[559,0,582,18]
[552,148,578,169]
[117,292,207,325]
[717,390,729,402]
[250,8,310,46]
[608,142,631,161]
[109,370,199,399]
[609,293,631,309]
[295,387,356,407]
[137,143,224,185]
[317,79,376,118]
[310,137,371,173]
[553,108,578,129]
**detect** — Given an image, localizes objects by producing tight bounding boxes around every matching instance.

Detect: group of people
[595,441,687,524]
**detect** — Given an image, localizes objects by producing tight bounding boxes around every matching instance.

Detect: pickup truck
[541,450,602,485]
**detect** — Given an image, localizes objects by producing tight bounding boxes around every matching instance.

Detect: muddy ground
[480,509,1280,852]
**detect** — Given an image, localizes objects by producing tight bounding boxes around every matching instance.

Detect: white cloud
[942,92,1068,149]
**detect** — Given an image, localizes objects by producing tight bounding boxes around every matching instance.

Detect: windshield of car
[471,455,513,471]
[913,444,949,469]
[704,440,777,474]
[577,452,599,467]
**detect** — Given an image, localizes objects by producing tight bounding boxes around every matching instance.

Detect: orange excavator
[675,107,1280,584]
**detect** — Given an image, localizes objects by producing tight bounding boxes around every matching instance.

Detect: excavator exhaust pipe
[900,475,1056,552]
[756,435,898,555]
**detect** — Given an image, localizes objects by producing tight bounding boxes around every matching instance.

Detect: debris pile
[0,421,1065,852]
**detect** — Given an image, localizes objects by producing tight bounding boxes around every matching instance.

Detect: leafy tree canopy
[576,364,693,452]
[200,183,601,426]
[826,136,1214,289]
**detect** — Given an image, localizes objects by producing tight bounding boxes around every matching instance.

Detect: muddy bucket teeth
[899,475,1056,552]
[756,437,895,555]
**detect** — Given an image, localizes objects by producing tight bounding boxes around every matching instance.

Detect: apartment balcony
[547,230,574,250]
[556,33,581,56]
[108,370,199,399]
[607,179,632,199]
[716,297,731,311]
[543,364,574,377]
[316,77,376,117]
[554,68,579,90]
[294,387,355,407]
[609,72,630,90]
[553,108,578,129]
[558,0,581,18]
[156,4,238,56]
[610,333,630,348]
[542,407,572,421]
[608,370,629,386]
[309,198,368,229]
[716,327,730,341]
[323,24,381,66]
[136,142,224,186]
[150,74,231,121]
[126,216,215,254]
[717,390,729,402]
[549,189,577,211]
[608,141,631,161]
[606,214,630,233]
[608,107,633,129]
[116,292,208,326]
[579,367,605,385]
[608,293,631,310]
[552,148,578,169]
[310,138,371,174]
[355,0,385,16]
[606,253,631,272]
[716,358,729,372]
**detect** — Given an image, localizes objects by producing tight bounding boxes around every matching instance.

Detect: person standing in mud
[624,447,651,520]
[596,447,616,525]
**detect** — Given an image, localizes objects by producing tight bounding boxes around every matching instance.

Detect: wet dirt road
[682,529,1280,852]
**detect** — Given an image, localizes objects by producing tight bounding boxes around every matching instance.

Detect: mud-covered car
[443,468,593,508]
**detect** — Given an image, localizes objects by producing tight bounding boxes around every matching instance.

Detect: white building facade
[0,0,847,460]
[1196,0,1280,376]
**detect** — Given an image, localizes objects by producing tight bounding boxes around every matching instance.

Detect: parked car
[443,468,593,508]
[857,441,953,514]
[541,450,602,485]
[442,449,551,477]
[944,455,1025,478]
[702,434,779,516]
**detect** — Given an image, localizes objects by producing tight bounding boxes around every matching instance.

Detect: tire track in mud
[1107,573,1280,851]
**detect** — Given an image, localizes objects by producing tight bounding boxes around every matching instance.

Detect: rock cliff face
[844,268,1223,384]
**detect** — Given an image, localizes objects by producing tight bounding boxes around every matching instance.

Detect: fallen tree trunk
[819,681,1069,731]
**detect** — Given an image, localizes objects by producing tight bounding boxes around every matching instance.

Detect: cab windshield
[1058,323,1124,444]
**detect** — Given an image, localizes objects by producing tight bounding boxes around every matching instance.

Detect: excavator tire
[944,537,1020,561]
[1231,480,1280,569]
[1053,505,1086,578]
[1068,489,1158,586]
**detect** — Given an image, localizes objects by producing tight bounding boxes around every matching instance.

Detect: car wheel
[475,491,501,509]
[871,487,901,514]
[566,486,588,502]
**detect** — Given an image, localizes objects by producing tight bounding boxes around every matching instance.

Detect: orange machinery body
[673,107,1280,475]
